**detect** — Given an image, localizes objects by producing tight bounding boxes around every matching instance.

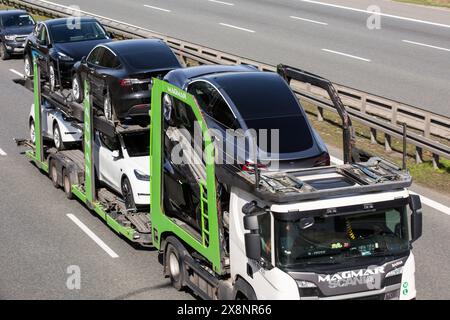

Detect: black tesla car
[72,39,182,121]
[0,10,35,60]
[23,17,112,91]
[163,65,330,171]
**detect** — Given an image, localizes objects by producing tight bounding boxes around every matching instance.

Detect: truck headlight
[386,267,403,278]
[134,170,150,181]
[57,52,74,62]
[296,281,317,288]
[4,35,16,41]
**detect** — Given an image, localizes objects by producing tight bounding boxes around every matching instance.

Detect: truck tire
[50,161,59,189]
[24,54,33,79]
[164,237,188,291]
[63,169,73,200]
[53,122,66,151]
[234,278,257,300]
[0,42,10,60]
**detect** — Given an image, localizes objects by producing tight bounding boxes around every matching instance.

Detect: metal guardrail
[3,0,450,166]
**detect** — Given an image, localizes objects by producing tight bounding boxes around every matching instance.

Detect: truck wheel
[29,119,36,144]
[0,43,10,60]
[121,177,136,210]
[166,242,185,291]
[234,278,257,300]
[24,54,33,79]
[50,161,59,188]
[72,74,84,103]
[63,169,73,200]
[53,122,66,151]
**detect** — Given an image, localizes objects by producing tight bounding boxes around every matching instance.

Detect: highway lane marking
[219,23,255,33]
[298,0,450,29]
[402,40,450,53]
[143,5,171,12]
[290,15,328,25]
[67,214,119,258]
[209,0,234,6]
[0,148,6,156]
[330,156,450,216]
[322,49,371,62]
[9,69,24,78]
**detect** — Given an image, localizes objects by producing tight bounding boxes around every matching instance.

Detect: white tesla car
[29,100,83,150]
[94,130,150,210]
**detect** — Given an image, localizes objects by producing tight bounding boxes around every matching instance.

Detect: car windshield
[1,14,35,28]
[275,207,410,268]
[215,73,314,154]
[49,21,107,43]
[122,131,150,157]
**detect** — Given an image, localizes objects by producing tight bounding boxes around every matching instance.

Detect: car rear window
[49,21,107,43]
[120,45,180,71]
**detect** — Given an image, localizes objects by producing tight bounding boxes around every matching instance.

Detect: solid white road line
[322,49,371,62]
[402,40,450,53]
[209,0,234,6]
[144,5,171,12]
[67,214,119,258]
[330,156,450,216]
[298,0,450,29]
[0,148,7,156]
[9,69,24,78]
[290,15,328,25]
[219,23,255,33]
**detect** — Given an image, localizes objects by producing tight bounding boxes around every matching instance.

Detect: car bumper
[4,40,26,54]
[131,178,150,206]
[114,91,150,119]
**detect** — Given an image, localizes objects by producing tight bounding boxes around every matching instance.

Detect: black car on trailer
[24,17,112,91]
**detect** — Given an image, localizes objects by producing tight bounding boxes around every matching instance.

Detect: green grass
[394,0,450,9]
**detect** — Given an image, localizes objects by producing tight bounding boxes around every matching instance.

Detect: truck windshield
[274,207,409,268]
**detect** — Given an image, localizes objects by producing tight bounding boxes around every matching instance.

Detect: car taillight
[314,153,331,167]
[241,161,268,172]
[119,79,136,87]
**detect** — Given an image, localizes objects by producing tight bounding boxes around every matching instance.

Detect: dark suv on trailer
[24,17,112,91]
[0,10,35,60]
[164,65,330,171]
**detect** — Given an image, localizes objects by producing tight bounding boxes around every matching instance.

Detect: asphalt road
[41,0,450,116]
[0,57,449,299]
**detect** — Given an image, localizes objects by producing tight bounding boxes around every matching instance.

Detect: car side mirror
[81,56,87,63]
[409,194,423,243]
[112,150,120,159]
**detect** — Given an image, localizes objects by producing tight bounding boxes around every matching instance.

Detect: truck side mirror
[409,194,423,242]
[244,233,261,261]
[243,202,263,262]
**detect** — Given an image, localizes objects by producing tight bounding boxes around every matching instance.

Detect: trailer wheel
[50,161,59,188]
[63,169,73,200]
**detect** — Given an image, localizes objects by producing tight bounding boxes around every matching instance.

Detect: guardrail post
[370,128,377,144]
[432,154,440,170]
[361,94,367,114]
[415,147,423,164]
[317,107,324,122]
[385,134,392,153]
[392,104,399,126]
[424,115,431,139]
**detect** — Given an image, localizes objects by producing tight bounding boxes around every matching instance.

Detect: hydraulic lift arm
[277,64,356,164]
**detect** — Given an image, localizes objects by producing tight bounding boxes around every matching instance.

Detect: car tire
[29,119,36,144]
[72,74,84,103]
[24,54,33,79]
[0,42,10,61]
[48,63,57,92]
[53,122,66,151]
[121,177,136,211]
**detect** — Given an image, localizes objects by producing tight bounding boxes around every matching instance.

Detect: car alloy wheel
[24,56,32,78]
[53,125,61,150]
[49,64,56,91]
[72,76,81,101]
[30,120,35,144]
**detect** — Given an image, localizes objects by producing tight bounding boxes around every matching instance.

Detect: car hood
[53,39,112,60]
[129,156,150,175]
[3,25,34,36]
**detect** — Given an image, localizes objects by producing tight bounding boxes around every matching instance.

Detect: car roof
[0,10,29,16]
[103,39,169,54]
[43,17,99,26]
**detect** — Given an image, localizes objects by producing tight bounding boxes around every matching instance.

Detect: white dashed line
[402,40,450,53]
[143,5,171,12]
[290,16,328,25]
[298,0,450,29]
[9,69,24,78]
[322,49,371,62]
[330,156,450,216]
[209,0,234,6]
[67,214,119,258]
[219,23,255,33]
[0,148,7,156]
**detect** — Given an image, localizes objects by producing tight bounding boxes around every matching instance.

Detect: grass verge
[394,0,450,9]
